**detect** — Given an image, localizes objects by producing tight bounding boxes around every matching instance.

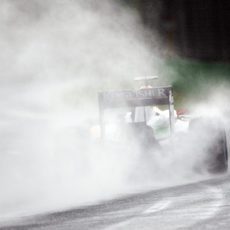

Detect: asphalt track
[1,174,230,230]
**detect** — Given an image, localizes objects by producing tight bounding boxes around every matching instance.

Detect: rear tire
[189,118,228,174]
[125,122,161,151]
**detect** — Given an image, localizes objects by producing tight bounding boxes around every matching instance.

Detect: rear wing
[98,86,175,138]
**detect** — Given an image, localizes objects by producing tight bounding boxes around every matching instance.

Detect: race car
[98,84,228,174]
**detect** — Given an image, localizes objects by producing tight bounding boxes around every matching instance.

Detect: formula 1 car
[98,84,228,174]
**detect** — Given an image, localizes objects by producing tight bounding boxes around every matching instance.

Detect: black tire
[189,117,228,174]
[209,128,228,173]
[124,122,161,151]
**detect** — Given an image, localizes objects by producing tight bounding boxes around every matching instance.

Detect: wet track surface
[1,174,230,230]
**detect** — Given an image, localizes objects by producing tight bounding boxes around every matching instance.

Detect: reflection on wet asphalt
[1,174,230,230]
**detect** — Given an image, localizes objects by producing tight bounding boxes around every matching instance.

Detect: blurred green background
[166,59,230,107]
[123,0,230,108]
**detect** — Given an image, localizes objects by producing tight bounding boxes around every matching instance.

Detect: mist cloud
[0,0,228,221]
